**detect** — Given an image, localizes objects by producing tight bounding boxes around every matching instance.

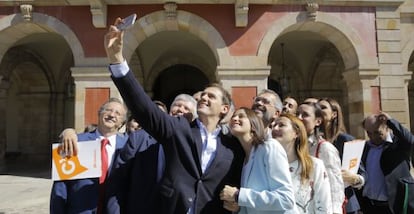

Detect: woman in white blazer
[220,107,296,214]
[272,113,332,213]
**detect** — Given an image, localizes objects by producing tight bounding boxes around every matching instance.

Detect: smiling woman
[272,113,332,213]
[219,107,296,214]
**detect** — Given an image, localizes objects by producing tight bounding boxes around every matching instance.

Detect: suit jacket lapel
[190,120,203,174]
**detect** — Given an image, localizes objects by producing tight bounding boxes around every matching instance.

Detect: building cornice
[0,0,406,7]
[1,0,407,28]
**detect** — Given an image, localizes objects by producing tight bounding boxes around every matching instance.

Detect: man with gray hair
[51,98,128,214]
[60,95,200,214]
[169,93,198,122]
[251,89,283,128]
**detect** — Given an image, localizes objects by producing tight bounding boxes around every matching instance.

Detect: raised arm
[103,19,185,142]
[380,112,414,148]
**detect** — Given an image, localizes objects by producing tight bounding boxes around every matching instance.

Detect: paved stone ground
[0,160,51,214]
[0,158,412,214]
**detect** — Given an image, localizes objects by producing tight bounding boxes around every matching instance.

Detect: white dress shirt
[96,130,117,168]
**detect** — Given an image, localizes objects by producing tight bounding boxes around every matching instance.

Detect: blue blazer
[112,71,244,214]
[50,131,127,214]
[237,139,295,214]
[105,129,161,214]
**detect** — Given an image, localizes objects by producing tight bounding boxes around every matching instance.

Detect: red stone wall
[84,88,110,127]
[0,4,377,57]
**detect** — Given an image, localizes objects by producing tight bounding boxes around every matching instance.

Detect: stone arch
[123,10,229,66]
[0,13,84,66]
[258,13,378,71]
[402,37,414,72]
[0,47,54,159]
[259,12,379,138]
[0,47,55,92]
[403,38,414,132]
[0,13,79,165]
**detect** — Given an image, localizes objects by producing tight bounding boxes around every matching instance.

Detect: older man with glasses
[251,89,283,129]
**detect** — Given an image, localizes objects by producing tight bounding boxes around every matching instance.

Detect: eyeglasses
[253,96,272,105]
[102,108,122,117]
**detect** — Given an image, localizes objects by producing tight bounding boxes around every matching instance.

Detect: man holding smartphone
[104,17,244,214]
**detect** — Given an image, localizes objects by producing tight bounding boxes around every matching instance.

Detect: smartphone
[116,13,137,31]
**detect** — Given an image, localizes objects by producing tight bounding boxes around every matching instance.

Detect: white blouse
[308,136,344,214]
[289,157,332,214]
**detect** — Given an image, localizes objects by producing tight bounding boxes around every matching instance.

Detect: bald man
[360,112,414,214]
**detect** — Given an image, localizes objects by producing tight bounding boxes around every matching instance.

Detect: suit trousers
[360,197,392,214]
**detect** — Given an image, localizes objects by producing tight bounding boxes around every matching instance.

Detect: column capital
[70,66,110,81]
[342,67,379,84]
[217,66,270,78]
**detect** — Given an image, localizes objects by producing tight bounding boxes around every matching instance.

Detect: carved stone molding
[89,0,107,28]
[235,0,249,27]
[306,2,319,21]
[164,2,177,19]
[20,4,33,21]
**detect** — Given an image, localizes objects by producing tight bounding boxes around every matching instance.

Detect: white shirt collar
[95,130,117,147]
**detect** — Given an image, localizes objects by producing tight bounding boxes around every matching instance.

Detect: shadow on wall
[0,152,50,179]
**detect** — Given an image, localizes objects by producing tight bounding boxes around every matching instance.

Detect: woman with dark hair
[318,98,349,144]
[272,113,332,213]
[318,98,364,214]
[297,102,344,214]
[220,107,295,214]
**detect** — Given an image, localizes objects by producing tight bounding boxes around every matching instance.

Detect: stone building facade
[0,0,413,170]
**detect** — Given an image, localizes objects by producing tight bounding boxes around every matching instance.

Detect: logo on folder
[348,158,358,170]
[52,146,88,180]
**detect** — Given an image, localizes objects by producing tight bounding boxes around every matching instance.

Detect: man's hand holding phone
[105,14,135,64]
[116,13,137,31]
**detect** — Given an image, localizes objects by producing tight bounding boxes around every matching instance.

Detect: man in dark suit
[61,97,198,214]
[105,128,160,214]
[360,112,414,214]
[105,97,197,214]
[104,18,244,214]
[50,98,128,214]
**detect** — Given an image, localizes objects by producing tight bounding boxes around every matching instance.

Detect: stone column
[376,6,411,127]
[0,81,9,172]
[217,66,270,93]
[71,66,122,132]
[343,68,379,138]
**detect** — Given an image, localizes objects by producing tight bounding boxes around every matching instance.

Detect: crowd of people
[50,18,414,214]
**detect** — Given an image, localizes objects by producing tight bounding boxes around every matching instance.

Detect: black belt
[367,199,388,207]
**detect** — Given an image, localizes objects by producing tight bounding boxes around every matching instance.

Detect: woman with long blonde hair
[272,113,332,213]
[297,102,344,214]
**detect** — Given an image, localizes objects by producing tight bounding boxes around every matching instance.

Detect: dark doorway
[153,64,209,110]
[268,78,284,98]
